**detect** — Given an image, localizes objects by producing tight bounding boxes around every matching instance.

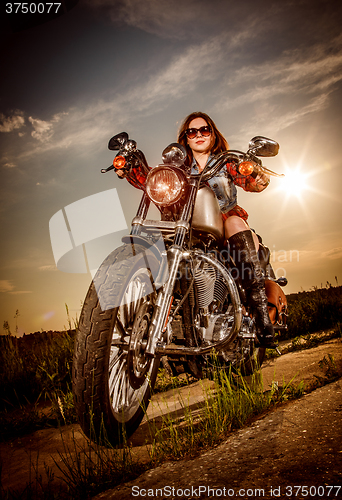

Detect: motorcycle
[72,133,288,445]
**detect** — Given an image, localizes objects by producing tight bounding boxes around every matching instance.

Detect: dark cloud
[0,111,25,133]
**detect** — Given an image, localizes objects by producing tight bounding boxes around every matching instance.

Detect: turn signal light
[238,161,255,176]
[113,155,126,169]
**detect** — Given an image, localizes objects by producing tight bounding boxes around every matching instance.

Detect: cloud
[14,33,233,159]
[1,155,18,169]
[238,93,331,139]
[127,35,230,111]
[36,178,58,187]
[85,0,337,46]
[28,112,67,143]
[322,248,342,260]
[83,0,250,40]
[0,111,25,133]
[0,280,32,294]
[38,265,58,271]
[29,117,54,142]
[221,46,342,109]
[0,280,15,292]
[221,36,342,138]
[7,31,342,166]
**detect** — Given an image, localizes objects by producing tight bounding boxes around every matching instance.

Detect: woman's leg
[224,216,275,347]
[224,215,259,250]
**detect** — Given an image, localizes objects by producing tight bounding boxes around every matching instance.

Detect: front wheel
[72,243,160,445]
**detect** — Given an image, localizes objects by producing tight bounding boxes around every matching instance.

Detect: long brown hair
[177,112,229,166]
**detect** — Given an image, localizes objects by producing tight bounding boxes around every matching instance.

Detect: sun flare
[278,168,309,198]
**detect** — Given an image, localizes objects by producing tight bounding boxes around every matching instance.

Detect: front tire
[72,243,160,445]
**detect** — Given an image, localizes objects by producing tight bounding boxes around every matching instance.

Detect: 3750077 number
[285,485,341,497]
[5,3,61,14]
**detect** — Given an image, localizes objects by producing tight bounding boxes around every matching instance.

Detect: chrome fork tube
[145,246,186,356]
[131,193,150,235]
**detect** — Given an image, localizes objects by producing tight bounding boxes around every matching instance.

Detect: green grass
[0,330,77,440]
[285,285,342,338]
[265,323,342,360]
[147,366,304,465]
[1,348,339,499]
[0,330,75,409]
[153,367,195,393]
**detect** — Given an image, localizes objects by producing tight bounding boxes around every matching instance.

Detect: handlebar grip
[101,165,115,173]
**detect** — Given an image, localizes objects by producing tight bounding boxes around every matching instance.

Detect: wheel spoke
[110,357,127,410]
[109,348,123,374]
[122,371,130,408]
[115,317,126,339]
[109,352,124,394]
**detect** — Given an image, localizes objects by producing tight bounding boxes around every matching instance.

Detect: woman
[117,111,275,348]
[177,112,275,348]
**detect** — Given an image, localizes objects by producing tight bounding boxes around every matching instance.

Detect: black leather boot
[228,230,277,348]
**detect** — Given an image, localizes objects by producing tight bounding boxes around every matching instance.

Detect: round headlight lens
[146,167,184,206]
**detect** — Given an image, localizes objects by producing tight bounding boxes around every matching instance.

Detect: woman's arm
[226,162,270,193]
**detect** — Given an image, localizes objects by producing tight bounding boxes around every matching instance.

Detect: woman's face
[187,117,213,155]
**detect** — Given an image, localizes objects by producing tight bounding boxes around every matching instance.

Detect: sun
[278,167,309,198]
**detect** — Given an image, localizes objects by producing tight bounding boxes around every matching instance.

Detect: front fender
[121,234,168,288]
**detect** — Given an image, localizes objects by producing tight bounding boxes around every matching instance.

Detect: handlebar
[104,135,284,179]
[198,150,249,182]
[193,150,284,182]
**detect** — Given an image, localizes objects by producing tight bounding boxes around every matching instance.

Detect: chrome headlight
[146,166,185,206]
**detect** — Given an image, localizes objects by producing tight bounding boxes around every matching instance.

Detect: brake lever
[258,165,285,177]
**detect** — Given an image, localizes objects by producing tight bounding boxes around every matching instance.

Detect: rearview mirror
[248,136,279,157]
[162,143,187,166]
[108,132,129,151]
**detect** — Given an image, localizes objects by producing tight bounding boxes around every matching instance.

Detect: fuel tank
[192,186,224,242]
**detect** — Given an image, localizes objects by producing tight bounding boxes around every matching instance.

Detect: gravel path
[94,379,342,500]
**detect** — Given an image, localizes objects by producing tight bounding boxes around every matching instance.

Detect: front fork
[145,246,185,356]
[137,183,198,357]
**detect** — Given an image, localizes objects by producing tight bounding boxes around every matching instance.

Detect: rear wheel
[217,318,266,377]
[72,243,160,445]
[233,338,266,376]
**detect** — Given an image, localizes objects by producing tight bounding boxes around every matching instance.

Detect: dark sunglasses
[185,126,212,139]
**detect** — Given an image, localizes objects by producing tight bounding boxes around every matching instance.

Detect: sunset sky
[1,0,342,335]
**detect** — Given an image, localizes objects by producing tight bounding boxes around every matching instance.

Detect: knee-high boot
[228,229,276,347]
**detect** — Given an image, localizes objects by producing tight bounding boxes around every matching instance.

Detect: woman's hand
[254,170,270,187]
